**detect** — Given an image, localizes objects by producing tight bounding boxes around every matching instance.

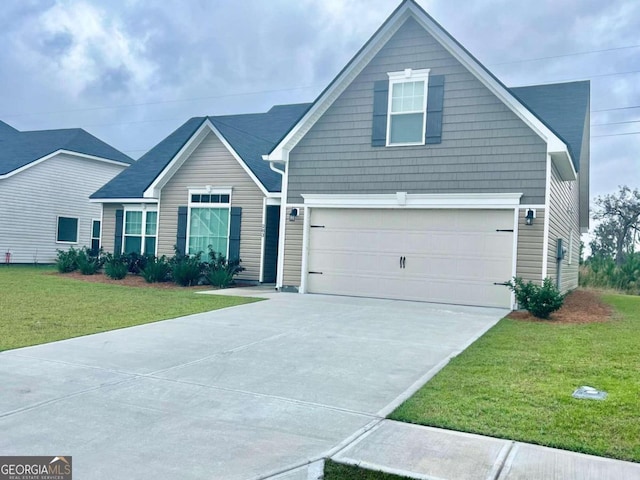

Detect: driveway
[0,292,506,479]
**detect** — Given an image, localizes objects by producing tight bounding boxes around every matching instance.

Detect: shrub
[170,251,204,286]
[205,249,245,288]
[55,247,79,273]
[122,252,151,275]
[141,256,171,283]
[507,277,564,319]
[76,247,103,275]
[103,254,128,280]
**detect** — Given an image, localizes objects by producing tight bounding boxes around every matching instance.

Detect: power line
[592,131,640,138]
[592,105,640,113]
[592,120,640,127]
[489,44,640,67]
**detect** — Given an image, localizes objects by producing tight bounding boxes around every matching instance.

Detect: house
[262,0,590,309]
[91,104,309,283]
[0,120,133,264]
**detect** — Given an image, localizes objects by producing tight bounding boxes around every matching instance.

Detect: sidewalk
[330,420,640,480]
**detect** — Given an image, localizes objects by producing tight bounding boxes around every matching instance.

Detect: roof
[0,124,133,177]
[511,81,590,171]
[91,103,310,199]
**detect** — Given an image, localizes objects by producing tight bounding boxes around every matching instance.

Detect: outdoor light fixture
[525,209,536,226]
[289,208,299,222]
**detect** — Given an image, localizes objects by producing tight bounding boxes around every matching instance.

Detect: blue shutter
[425,75,445,144]
[114,209,123,254]
[176,206,188,255]
[228,207,242,262]
[371,80,389,147]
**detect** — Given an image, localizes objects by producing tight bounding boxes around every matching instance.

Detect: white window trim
[386,68,430,147]
[186,188,232,257]
[122,205,158,255]
[56,216,79,244]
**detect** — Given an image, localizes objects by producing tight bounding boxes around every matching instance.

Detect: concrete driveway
[0,292,506,479]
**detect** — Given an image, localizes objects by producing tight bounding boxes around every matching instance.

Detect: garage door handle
[493,282,510,286]
[400,256,406,269]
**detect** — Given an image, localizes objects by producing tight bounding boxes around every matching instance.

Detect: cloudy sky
[1,0,638,204]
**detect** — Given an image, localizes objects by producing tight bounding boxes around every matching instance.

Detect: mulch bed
[507,289,613,324]
[51,271,210,290]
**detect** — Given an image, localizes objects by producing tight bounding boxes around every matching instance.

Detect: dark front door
[262,205,280,283]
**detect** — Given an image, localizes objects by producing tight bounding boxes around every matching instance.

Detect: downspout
[269,154,288,290]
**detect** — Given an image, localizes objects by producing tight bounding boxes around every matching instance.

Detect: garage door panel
[307,208,514,308]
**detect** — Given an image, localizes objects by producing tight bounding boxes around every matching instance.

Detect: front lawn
[389,292,640,462]
[0,266,260,351]
[324,461,408,480]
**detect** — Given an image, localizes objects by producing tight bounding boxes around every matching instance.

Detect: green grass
[389,293,640,463]
[0,266,260,351]
[324,461,409,480]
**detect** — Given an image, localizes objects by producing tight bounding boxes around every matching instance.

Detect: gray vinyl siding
[547,163,579,292]
[0,153,126,263]
[158,131,266,281]
[516,209,545,284]
[282,206,304,287]
[287,17,547,204]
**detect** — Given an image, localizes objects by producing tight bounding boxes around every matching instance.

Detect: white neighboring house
[0,120,133,263]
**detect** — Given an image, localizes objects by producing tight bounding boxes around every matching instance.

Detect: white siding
[0,154,127,263]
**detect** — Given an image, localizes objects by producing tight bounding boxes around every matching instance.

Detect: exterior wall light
[525,208,536,226]
[289,208,299,222]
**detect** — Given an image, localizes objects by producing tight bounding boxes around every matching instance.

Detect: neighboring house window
[56,216,78,243]
[387,69,430,146]
[188,190,231,256]
[91,219,101,254]
[123,208,157,255]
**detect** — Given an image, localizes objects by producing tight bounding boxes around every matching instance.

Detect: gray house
[263,0,590,308]
[0,120,133,263]
[91,105,308,283]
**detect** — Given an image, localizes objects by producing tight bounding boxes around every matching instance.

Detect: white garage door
[306,208,514,308]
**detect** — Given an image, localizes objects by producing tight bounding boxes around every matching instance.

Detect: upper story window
[386,69,430,146]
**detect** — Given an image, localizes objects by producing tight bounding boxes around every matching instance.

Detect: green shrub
[579,253,640,294]
[170,251,204,286]
[141,256,171,283]
[76,247,103,275]
[122,252,151,275]
[104,254,128,280]
[507,277,565,319]
[55,247,79,273]
[205,248,245,288]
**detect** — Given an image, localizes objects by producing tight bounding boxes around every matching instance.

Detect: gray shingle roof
[511,81,590,171]
[91,103,311,199]
[0,124,133,176]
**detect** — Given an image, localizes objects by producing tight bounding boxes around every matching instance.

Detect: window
[188,190,231,256]
[123,208,157,255]
[91,220,101,254]
[57,216,78,243]
[387,69,429,146]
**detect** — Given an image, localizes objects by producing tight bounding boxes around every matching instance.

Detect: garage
[305,208,515,308]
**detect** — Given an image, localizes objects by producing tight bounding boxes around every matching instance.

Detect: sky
[0,0,638,207]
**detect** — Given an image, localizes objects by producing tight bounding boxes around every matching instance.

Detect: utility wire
[592,131,640,138]
[592,120,640,127]
[489,44,640,66]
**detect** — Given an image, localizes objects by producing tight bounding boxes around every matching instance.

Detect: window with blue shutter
[371,69,444,147]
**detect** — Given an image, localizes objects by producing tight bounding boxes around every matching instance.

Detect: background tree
[592,186,640,265]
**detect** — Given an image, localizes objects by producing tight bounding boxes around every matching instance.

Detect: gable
[266,0,572,175]
[285,17,548,205]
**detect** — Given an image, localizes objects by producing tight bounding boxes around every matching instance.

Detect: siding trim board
[265,1,573,176]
